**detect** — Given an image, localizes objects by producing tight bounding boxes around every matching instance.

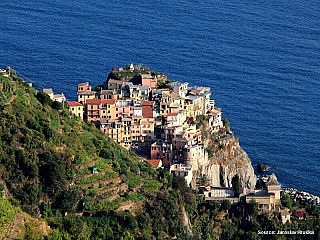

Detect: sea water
[1,0,319,195]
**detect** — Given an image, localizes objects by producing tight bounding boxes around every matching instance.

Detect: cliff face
[192,134,257,190]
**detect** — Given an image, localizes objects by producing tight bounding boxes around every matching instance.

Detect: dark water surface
[1,0,319,195]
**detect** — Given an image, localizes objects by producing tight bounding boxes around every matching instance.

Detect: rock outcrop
[257,163,270,172]
[191,132,257,190]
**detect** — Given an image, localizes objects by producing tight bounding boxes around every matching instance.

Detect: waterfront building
[141,74,158,88]
[53,93,66,103]
[42,88,54,99]
[77,82,95,104]
[184,95,203,117]
[207,108,223,133]
[100,89,122,100]
[167,82,189,98]
[188,86,211,113]
[184,144,206,168]
[245,174,281,211]
[142,101,155,118]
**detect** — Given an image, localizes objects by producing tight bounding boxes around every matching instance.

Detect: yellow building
[185,95,203,117]
[101,100,116,120]
[67,102,84,119]
[102,118,132,149]
[140,118,155,140]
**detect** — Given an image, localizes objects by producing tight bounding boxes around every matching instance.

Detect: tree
[36,91,52,106]
[247,200,258,220]
[52,101,63,110]
[232,174,241,195]
[120,231,135,240]
[281,193,292,209]
[199,174,209,186]
[221,200,231,211]
[59,189,79,212]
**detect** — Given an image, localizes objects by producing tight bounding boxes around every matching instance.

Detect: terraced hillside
[0,71,169,238]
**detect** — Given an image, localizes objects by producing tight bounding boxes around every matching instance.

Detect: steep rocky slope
[203,137,256,189]
[191,124,257,190]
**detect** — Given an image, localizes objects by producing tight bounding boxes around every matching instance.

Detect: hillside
[0,70,319,240]
[0,71,176,239]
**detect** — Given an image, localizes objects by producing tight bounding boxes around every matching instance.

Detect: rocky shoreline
[282,187,320,207]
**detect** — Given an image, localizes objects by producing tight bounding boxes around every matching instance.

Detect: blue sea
[1,0,319,195]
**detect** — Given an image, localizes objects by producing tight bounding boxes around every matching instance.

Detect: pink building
[115,99,134,119]
[77,82,92,92]
[86,99,101,122]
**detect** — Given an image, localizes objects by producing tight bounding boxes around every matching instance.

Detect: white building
[169,163,193,186]
[53,93,66,103]
[207,108,223,133]
[199,186,235,198]
[42,88,54,99]
[167,82,189,98]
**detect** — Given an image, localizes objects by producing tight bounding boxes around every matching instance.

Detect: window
[72,107,75,111]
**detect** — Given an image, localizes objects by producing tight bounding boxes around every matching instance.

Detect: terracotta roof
[67,101,83,107]
[146,159,162,168]
[167,113,178,116]
[86,99,101,104]
[101,99,116,104]
[142,101,155,106]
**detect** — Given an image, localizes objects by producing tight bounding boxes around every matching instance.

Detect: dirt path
[4,95,17,106]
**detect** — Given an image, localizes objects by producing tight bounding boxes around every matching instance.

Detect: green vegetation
[0,70,319,239]
[0,198,17,233]
[232,174,241,195]
[124,172,142,188]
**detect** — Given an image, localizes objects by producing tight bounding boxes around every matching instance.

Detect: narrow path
[4,95,17,106]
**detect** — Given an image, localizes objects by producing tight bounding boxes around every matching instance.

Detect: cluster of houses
[63,69,223,179]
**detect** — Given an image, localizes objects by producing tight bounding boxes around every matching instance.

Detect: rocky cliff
[192,130,257,190]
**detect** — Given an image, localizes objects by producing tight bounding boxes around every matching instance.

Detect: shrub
[36,91,52,106]
[124,173,142,188]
